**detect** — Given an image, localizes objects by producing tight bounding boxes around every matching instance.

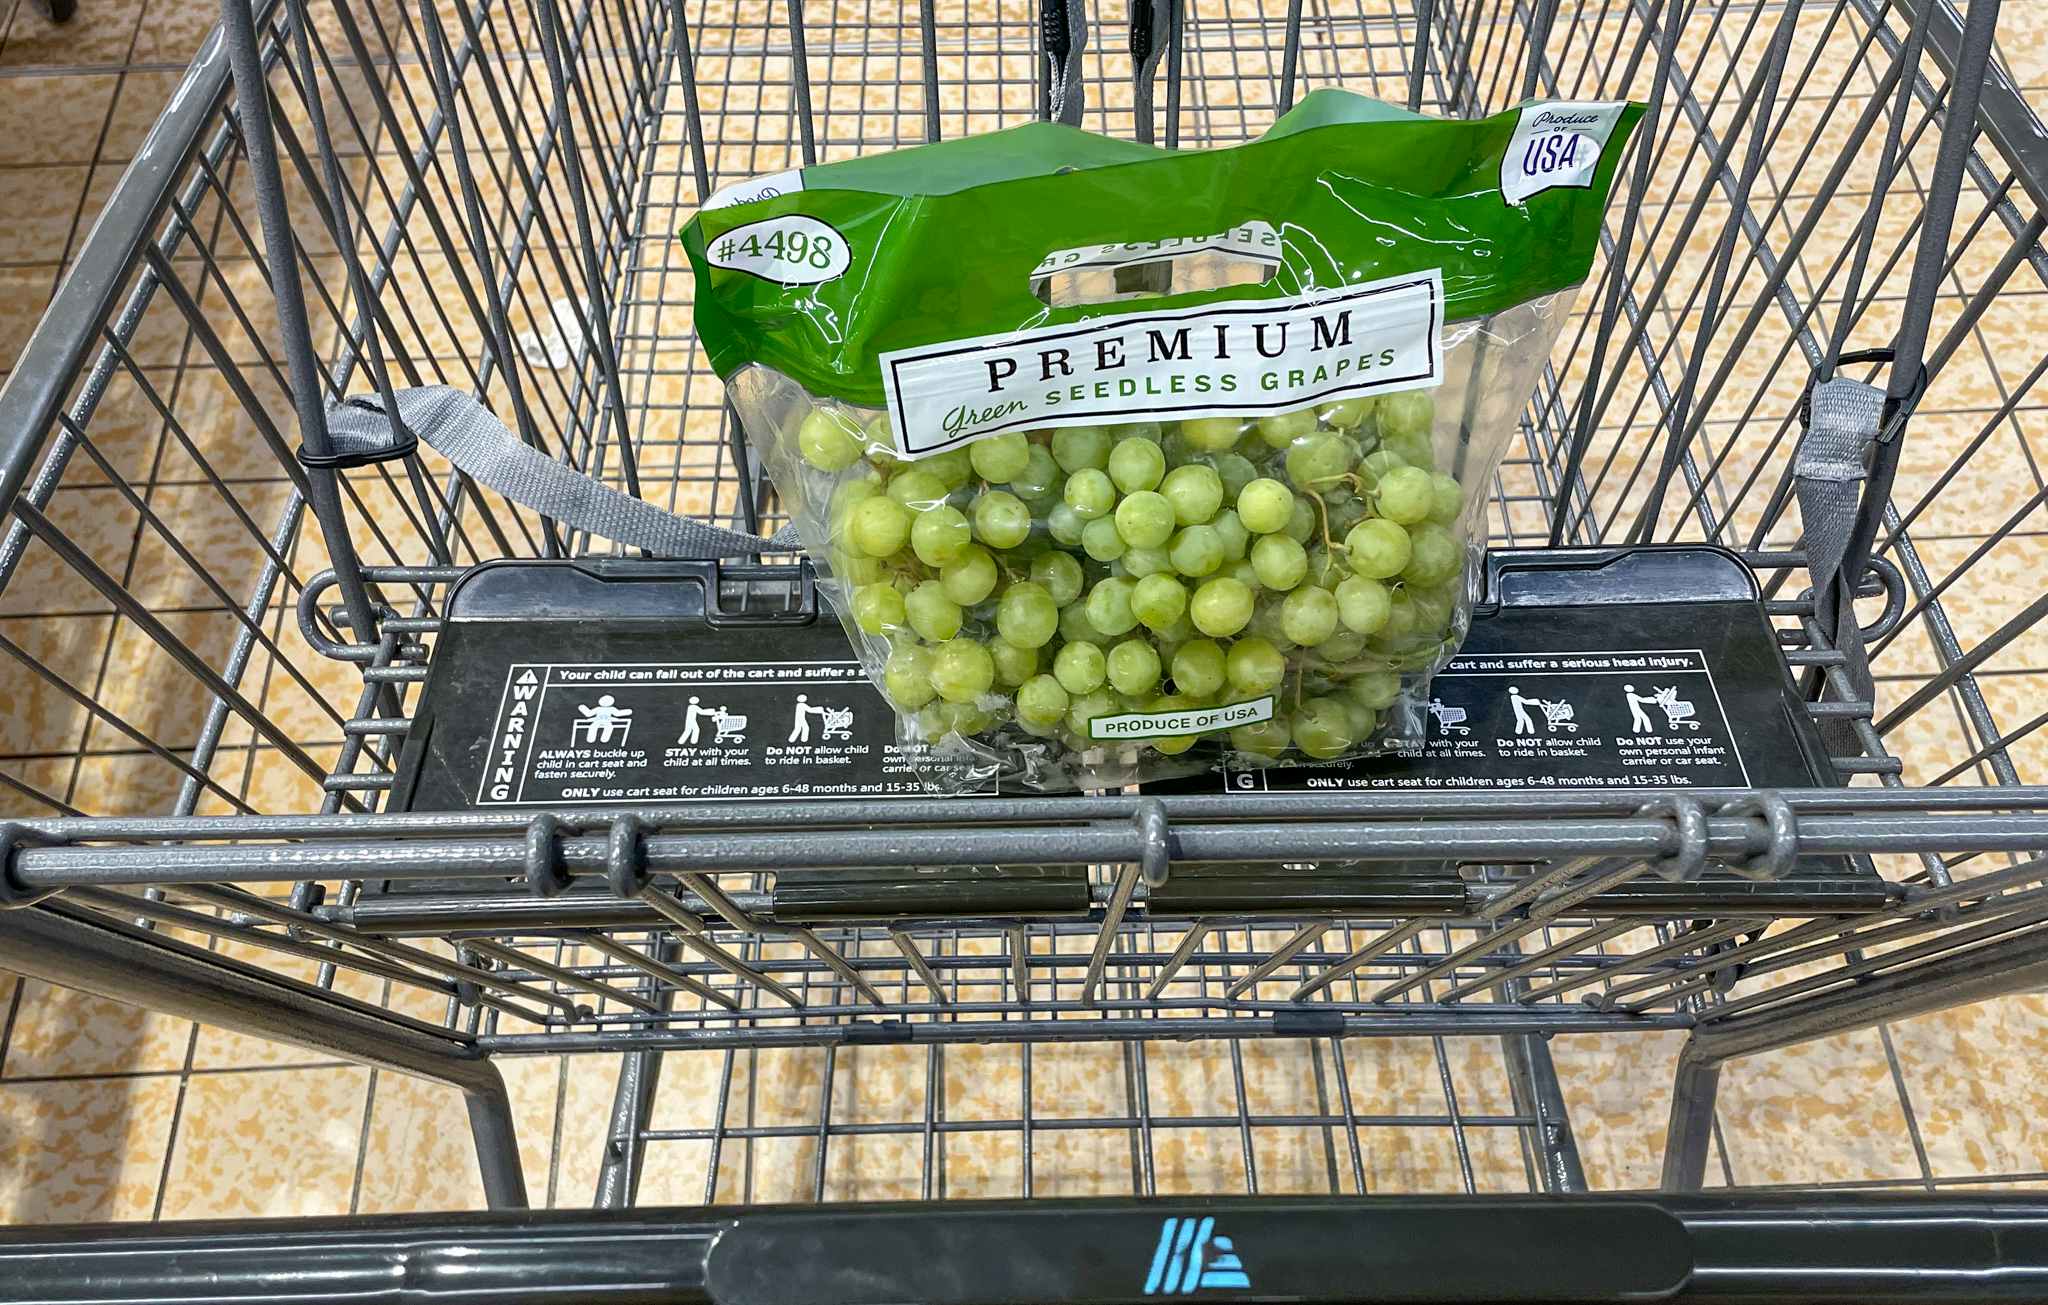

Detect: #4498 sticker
[706,214,850,286]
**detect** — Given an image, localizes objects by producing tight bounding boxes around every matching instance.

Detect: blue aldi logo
[1142,1216,1252,1294]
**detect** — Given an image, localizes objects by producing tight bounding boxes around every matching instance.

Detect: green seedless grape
[1085,576,1140,637]
[1375,465,1434,526]
[1054,638,1107,694]
[1171,639,1228,698]
[1064,688,1114,737]
[911,504,973,566]
[1284,496,1317,544]
[1343,700,1378,739]
[1214,453,1259,502]
[1344,518,1412,579]
[1052,425,1111,473]
[1212,509,1250,562]
[1190,577,1254,638]
[1358,449,1406,485]
[1292,695,1358,760]
[1407,582,1457,634]
[1182,416,1245,452]
[1237,478,1294,534]
[1081,515,1127,562]
[1402,522,1462,586]
[1231,714,1293,760]
[883,643,936,710]
[936,699,994,738]
[1383,427,1435,471]
[1257,408,1318,449]
[1348,670,1402,710]
[923,447,974,491]
[1251,533,1308,591]
[972,490,1032,549]
[849,495,913,557]
[1107,639,1162,697]
[1284,432,1350,487]
[1317,396,1375,430]
[1047,502,1087,547]
[1376,390,1434,442]
[1064,468,1116,521]
[990,638,1038,687]
[1316,628,1367,664]
[1376,590,1419,646]
[850,582,906,635]
[1114,490,1176,549]
[1109,437,1167,493]
[940,546,998,605]
[996,580,1060,649]
[886,468,949,510]
[969,431,1032,482]
[1280,586,1340,646]
[906,580,964,641]
[1223,558,1260,588]
[1014,445,1062,500]
[829,547,884,587]
[930,639,994,703]
[1427,471,1463,525]
[1031,551,1085,606]
[1016,673,1069,727]
[1159,463,1224,525]
[1059,601,1106,647]
[1335,575,1392,634]
[1121,544,1172,578]
[1131,573,1188,632]
[797,408,863,471]
[1168,524,1225,578]
[1226,636,1287,694]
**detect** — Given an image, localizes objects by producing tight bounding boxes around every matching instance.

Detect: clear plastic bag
[687,92,1641,791]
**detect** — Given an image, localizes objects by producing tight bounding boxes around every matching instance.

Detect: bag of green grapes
[683,90,1642,792]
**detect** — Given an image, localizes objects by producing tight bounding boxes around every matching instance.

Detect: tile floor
[0,0,2043,1233]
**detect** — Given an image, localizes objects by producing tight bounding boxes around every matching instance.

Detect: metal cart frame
[0,0,2047,1293]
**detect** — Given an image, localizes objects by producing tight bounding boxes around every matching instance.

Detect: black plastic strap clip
[300,395,419,470]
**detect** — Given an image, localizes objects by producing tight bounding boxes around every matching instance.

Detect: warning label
[1227,648,1750,793]
[476,659,987,805]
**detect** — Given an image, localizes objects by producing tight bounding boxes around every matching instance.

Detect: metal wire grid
[0,0,2042,1209]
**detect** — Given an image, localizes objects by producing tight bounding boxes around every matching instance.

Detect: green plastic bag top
[682,91,1642,793]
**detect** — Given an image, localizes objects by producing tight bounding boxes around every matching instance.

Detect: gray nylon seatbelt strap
[326,386,801,558]
[1796,376,1882,749]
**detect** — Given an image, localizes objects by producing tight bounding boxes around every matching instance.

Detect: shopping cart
[0,0,2046,1296]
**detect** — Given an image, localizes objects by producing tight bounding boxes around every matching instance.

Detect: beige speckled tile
[0,1075,179,1223]
[354,1071,485,1214]
[2,980,191,1078]
[1889,996,2048,1181]
[1712,1031,1923,1187]
[0,74,119,167]
[159,1067,371,1219]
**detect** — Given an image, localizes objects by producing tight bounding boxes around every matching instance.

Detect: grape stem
[1305,488,1338,554]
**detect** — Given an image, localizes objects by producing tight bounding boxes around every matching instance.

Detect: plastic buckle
[300,396,420,470]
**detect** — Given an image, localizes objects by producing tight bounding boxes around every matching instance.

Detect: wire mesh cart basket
[1,0,2047,1295]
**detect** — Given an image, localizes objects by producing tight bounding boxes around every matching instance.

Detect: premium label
[878,269,1444,458]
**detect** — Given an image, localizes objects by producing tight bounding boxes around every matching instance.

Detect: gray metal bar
[480,1008,1694,1054]
[0,904,525,1208]
[24,785,2048,846]
[216,0,383,647]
